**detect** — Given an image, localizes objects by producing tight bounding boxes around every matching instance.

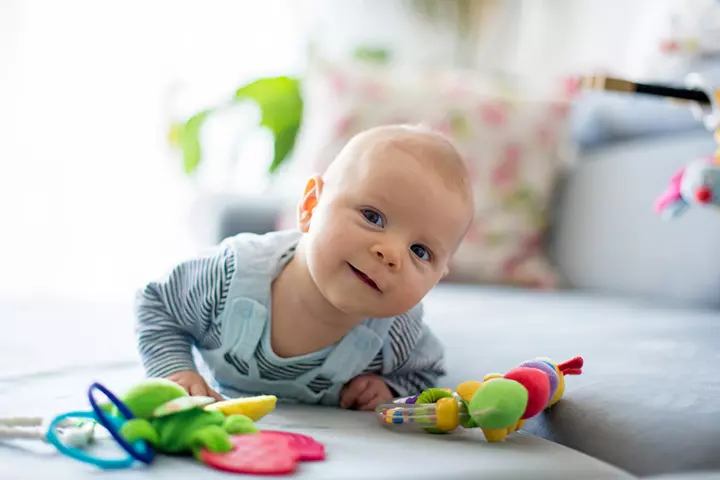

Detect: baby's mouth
[348,263,381,292]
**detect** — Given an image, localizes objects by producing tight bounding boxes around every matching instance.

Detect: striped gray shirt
[135,243,445,397]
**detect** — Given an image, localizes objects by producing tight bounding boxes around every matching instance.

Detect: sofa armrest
[551,130,720,308]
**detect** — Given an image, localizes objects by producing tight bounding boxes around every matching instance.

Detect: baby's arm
[135,244,235,389]
[382,304,446,397]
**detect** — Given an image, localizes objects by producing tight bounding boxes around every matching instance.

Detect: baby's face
[301,138,472,320]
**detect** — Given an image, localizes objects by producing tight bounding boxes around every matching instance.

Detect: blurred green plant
[168,50,383,177]
[168,46,387,177]
[168,75,303,176]
[168,1,480,178]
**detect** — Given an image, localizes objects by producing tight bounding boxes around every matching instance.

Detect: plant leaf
[235,76,303,173]
[179,109,211,175]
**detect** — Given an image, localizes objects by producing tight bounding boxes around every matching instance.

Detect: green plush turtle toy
[103,378,268,459]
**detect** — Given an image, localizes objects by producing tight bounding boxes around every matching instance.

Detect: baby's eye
[361,208,384,227]
[410,244,431,261]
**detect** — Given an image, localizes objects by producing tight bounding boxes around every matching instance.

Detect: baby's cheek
[395,278,428,311]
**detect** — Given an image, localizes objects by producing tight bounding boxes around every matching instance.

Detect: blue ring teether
[87,382,155,464]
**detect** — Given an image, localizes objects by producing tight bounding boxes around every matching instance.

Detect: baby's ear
[297,175,324,233]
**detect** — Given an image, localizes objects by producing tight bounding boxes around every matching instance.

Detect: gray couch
[0,95,718,479]
[203,94,720,478]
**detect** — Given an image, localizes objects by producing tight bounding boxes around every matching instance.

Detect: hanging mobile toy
[581,74,720,219]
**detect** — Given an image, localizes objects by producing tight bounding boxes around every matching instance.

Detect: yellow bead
[456,380,483,403]
[482,428,508,442]
[435,397,460,432]
[483,373,503,382]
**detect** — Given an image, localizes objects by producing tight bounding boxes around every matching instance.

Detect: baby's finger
[340,378,368,408]
[355,385,379,408]
[339,389,356,409]
[208,388,224,401]
[174,381,193,394]
[357,392,382,412]
[188,382,209,396]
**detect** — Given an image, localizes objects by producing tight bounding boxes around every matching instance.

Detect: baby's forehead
[362,127,454,155]
[327,125,474,214]
[363,131,471,198]
[357,141,473,216]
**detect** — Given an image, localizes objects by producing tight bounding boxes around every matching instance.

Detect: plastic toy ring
[88,382,155,464]
[46,411,140,470]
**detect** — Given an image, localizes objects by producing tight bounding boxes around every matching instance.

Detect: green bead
[414,406,434,425]
[468,378,527,430]
[458,399,477,429]
[417,388,452,404]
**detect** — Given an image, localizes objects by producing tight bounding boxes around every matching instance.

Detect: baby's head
[296,124,474,319]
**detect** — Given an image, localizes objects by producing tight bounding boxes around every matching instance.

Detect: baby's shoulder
[220,230,301,266]
[221,229,300,251]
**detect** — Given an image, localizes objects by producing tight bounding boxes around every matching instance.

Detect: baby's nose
[371,244,400,269]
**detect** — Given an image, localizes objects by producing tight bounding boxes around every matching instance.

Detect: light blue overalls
[195,230,396,406]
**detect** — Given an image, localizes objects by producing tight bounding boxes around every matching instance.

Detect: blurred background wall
[1,0,717,301]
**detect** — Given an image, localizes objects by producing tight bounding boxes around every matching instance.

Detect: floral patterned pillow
[278,60,577,289]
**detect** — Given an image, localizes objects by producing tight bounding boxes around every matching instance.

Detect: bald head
[323,124,474,206]
[297,123,476,298]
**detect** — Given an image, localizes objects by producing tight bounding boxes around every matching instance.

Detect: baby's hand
[340,374,394,411]
[166,370,224,401]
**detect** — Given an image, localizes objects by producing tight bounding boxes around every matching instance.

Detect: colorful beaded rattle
[581,74,720,219]
[376,356,583,442]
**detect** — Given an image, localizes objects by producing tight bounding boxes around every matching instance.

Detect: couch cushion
[422,285,720,478]
[551,129,720,308]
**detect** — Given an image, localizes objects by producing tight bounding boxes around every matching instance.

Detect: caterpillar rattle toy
[376,356,583,442]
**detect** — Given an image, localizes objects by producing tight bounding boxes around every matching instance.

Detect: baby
[135,124,474,411]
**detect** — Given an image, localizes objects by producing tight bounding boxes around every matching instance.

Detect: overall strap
[224,298,268,363]
[220,230,302,307]
[318,318,394,383]
[214,229,301,350]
